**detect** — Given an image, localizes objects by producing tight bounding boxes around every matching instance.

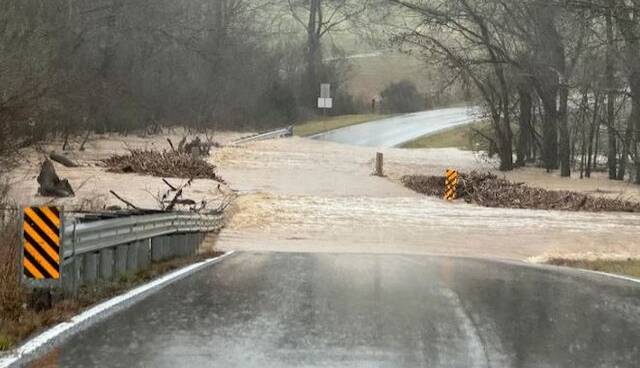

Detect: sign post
[318,83,333,113]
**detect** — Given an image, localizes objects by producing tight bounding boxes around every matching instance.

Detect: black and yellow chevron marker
[22,206,61,280]
[444,170,458,201]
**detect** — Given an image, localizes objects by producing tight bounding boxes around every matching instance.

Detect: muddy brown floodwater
[7,132,639,263]
[215,137,640,262]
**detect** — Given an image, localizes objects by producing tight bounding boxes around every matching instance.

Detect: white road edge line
[573,268,640,285]
[0,250,236,368]
[399,255,640,286]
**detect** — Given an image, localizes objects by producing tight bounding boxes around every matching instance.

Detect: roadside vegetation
[401,122,492,151]
[547,259,640,280]
[293,114,389,137]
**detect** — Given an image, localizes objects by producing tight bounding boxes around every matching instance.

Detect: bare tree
[287,0,369,105]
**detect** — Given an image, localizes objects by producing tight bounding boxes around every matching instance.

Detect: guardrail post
[138,239,151,269]
[84,252,99,283]
[194,233,203,254]
[99,248,115,281]
[115,245,128,277]
[151,237,165,262]
[173,234,182,257]
[61,259,77,296]
[187,233,196,256]
[166,235,176,258]
[126,242,138,274]
[179,234,189,257]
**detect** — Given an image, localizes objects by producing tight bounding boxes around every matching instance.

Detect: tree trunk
[614,1,640,182]
[541,98,559,171]
[605,11,618,179]
[558,80,571,177]
[306,0,321,106]
[631,77,640,183]
[618,124,632,181]
[516,88,532,167]
[586,93,600,178]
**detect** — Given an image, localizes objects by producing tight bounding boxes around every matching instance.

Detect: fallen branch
[162,178,178,191]
[49,152,78,168]
[109,190,140,210]
[167,138,176,153]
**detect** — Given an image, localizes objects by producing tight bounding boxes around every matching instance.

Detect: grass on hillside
[401,121,492,150]
[348,54,432,99]
[293,114,389,137]
[547,258,640,279]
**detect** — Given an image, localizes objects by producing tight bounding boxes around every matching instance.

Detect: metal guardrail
[46,211,225,295]
[232,126,293,145]
[63,212,224,259]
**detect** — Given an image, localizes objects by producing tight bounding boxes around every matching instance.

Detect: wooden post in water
[375,153,384,177]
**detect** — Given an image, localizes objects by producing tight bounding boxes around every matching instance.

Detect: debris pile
[402,171,640,213]
[104,149,223,181]
[167,136,221,157]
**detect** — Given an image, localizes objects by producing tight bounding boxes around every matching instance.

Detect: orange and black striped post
[444,170,458,201]
[21,206,62,282]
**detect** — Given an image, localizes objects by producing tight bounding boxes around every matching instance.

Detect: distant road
[42,252,640,367]
[313,107,478,148]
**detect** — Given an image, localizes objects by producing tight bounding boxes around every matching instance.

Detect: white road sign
[318,98,333,109]
[320,83,331,98]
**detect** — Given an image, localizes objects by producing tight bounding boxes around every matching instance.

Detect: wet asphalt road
[35,252,640,368]
[313,107,478,147]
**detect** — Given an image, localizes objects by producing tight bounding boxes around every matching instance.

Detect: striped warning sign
[444,169,458,201]
[22,207,61,280]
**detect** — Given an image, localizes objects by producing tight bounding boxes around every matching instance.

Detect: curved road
[35,252,640,367]
[313,107,478,147]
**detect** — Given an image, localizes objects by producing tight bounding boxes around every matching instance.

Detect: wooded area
[0,0,370,163]
[2,0,640,185]
[386,0,640,182]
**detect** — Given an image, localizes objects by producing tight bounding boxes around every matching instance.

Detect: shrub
[380,80,425,113]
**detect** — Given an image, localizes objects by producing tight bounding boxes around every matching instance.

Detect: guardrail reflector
[444,170,458,201]
[22,206,61,280]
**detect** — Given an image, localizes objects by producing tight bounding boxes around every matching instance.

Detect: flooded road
[38,252,640,367]
[313,107,478,147]
[215,137,640,261]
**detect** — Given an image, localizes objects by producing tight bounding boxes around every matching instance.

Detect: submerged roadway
[35,252,640,367]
